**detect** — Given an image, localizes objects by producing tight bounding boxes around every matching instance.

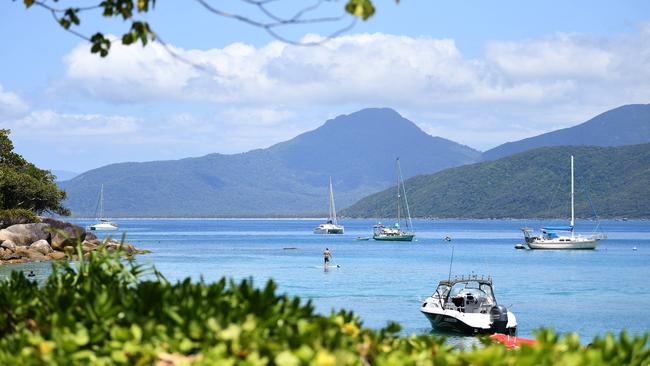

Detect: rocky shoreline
[0,218,146,265]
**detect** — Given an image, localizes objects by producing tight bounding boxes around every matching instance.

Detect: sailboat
[87,184,118,231]
[522,155,605,249]
[313,177,344,234]
[373,158,415,241]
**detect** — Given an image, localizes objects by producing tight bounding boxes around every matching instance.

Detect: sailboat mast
[396,158,401,225]
[329,177,337,225]
[570,155,575,235]
[99,184,104,220]
[399,163,414,231]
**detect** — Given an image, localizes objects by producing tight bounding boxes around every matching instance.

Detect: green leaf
[345,0,376,20]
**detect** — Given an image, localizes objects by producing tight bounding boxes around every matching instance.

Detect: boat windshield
[449,281,496,303]
[433,284,450,299]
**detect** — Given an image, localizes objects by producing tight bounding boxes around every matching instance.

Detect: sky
[1,0,649,173]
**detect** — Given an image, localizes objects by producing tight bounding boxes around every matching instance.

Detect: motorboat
[87,184,118,231]
[314,177,344,234]
[373,158,415,241]
[420,274,517,335]
[522,156,605,250]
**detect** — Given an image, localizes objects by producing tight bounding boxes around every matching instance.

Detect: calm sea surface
[5,219,649,342]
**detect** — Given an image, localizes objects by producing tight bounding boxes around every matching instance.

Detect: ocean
[4,218,649,342]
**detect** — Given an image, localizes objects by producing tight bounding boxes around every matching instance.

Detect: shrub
[0,245,647,365]
[0,208,40,229]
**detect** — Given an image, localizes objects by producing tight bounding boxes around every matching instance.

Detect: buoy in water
[443,236,452,242]
[633,247,638,251]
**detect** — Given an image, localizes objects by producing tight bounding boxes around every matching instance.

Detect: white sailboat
[522,155,605,250]
[87,184,118,231]
[313,177,344,234]
[373,158,415,241]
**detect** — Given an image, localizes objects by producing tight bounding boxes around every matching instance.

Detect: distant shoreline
[64,217,647,221]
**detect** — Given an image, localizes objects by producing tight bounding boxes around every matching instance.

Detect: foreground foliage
[0,248,647,365]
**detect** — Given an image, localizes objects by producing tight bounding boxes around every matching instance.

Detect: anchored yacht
[522,155,605,250]
[314,177,344,234]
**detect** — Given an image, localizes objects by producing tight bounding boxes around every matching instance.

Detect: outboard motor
[490,305,509,334]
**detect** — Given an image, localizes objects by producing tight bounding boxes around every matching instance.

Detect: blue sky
[1,1,649,173]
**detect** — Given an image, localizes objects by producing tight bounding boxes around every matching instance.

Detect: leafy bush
[0,129,69,216]
[0,246,647,365]
[0,208,40,229]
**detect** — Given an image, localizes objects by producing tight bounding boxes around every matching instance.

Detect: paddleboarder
[323,248,332,268]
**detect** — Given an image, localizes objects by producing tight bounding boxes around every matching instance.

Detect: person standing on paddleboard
[323,248,332,268]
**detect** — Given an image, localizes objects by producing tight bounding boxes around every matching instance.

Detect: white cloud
[9,110,140,138]
[0,84,29,120]
[14,23,647,171]
[58,29,650,113]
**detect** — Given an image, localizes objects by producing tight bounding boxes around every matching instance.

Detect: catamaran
[313,177,344,234]
[373,158,415,241]
[87,184,118,231]
[522,155,605,249]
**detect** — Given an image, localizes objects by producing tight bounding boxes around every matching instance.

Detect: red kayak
[490,333,537,348]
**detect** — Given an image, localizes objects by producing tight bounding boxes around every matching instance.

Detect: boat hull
[88,223,118,231]
[313,223,344,234]
[314,228,344,234]
[421,310,516,336]
[373,234,414,242]
[527,239,598,250]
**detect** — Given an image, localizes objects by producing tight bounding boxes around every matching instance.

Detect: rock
[13,246,30,258]
[26,249,49,262]
[1,239,16,251]
[63,246,75,257]
[83,239,101,246]
[48,252,67,260]
[85,232,98,241]
[41,218,87,250]
[1,223,50,246]
[82,244,96,254]
[0,251,22,261]
[30,239,53,255]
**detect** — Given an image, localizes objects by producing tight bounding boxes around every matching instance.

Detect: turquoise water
[7,219,650,342]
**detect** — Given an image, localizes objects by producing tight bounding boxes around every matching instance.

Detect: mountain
[59,108,480,217]
[342,143,650,219]
[482,104,650,161]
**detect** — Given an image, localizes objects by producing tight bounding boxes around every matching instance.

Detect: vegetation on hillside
[0,245,648,365]
[58,108,479,217]
[0,129,69,216]
[343,144,650,219]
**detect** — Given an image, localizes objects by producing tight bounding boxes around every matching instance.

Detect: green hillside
[342,143,650,218]
[58,108,479,217]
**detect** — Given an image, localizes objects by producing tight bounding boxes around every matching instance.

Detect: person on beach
[323,248,331,268]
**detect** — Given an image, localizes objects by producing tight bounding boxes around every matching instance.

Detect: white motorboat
[373,158,415,241]
[420,274,517,335]
[314,177,344,234]
[87,184,118,231]
[522,155,605,250]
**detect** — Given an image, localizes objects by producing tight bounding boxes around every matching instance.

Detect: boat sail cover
[541,225,574,231]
